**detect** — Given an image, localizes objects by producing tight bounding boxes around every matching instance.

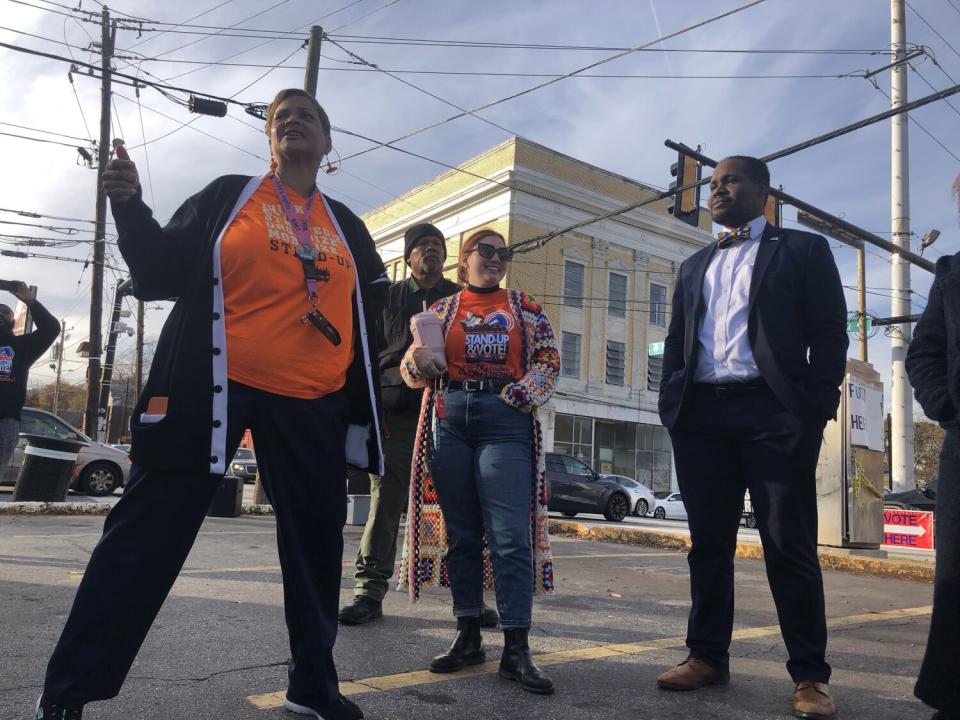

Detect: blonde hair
[458,229,506,284]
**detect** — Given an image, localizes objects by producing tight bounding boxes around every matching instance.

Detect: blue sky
[1,0,958,401]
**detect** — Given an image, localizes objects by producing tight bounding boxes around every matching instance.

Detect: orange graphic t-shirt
[220,178,355,398]
[445,288,523,382]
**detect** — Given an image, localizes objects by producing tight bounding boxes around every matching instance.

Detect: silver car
[602,474,657,516]
[1,407,132,496]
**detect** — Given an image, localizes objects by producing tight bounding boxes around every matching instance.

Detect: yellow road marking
[3,530,276,540]
[246,605,932,709]
[62,552,679,579]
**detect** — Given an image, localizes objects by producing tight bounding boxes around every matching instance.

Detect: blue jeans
[431,390,534,629]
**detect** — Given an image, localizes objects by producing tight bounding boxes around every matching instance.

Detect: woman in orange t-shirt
[38,89,387,720]
[400,230,560,695]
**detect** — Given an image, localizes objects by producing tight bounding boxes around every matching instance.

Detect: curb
[0,502,276,516]
[548,520,935,583]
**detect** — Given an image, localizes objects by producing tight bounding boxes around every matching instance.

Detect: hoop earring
[324,146,341,175]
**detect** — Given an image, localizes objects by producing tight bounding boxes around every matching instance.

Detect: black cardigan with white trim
[113,174,388,476]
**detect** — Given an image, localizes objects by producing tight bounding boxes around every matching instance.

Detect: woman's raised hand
[102,143,140,202]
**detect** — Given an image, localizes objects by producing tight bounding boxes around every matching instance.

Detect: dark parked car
[885,480,937,512]
[545,453,631,522]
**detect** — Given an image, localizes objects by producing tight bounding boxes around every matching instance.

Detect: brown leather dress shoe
[793,681,836,719]
[657,658,730,691]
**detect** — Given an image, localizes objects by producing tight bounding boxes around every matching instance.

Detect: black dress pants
[669,382,830,683]
[43,381,350,707]
[915,428,960,713]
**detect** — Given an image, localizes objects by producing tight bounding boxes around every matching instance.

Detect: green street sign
[648,341,665,356]
[847,317,872,334]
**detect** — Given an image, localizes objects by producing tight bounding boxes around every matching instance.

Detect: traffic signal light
[667,150,701,227]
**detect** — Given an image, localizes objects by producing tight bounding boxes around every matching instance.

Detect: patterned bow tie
[717,225,751,249]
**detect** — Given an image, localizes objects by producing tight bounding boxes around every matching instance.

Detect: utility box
[346,494,371,526]
[816,359,885,549]
[208,474,243,518]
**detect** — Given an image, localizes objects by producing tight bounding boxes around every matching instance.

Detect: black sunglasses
[472,242,514,262]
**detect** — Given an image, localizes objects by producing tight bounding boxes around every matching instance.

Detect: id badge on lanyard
[272,174,341,346]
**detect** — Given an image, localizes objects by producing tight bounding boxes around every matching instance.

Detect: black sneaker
[36,696,83,720]
[284,693,363,720]
[338,596,383,626]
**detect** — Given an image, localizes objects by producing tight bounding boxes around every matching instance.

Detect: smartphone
[0,280,19,292]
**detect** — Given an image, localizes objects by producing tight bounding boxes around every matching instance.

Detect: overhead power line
[509,79,960,257]
[0,120,93,145]
[107,55,870,80]
[338,0,770,163]
[322,33,520,137]
[2,2,892,54]
[0,130,88,148]
[907,1,960,62]
[324,34,889,55]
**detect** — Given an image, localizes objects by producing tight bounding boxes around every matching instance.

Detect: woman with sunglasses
[399,229,560,695]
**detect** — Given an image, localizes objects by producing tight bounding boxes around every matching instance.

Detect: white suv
[1,407,132,496]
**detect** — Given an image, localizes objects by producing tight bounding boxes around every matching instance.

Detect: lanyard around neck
[271,173,321,300]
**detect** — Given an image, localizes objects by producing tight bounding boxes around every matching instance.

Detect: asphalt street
[0,511,936,720]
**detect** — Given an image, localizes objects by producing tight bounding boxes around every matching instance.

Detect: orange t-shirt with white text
[220,178,355,398]
[445,288,523,382]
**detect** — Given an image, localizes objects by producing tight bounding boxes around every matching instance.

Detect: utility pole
[857,247,868,362]
[890,0,915,492]
[303,26,323,97]
[52,319,65,415]
[98,278,131,441]
[135,299,144,402]
[119,375,131,442]
[83,6,116,439]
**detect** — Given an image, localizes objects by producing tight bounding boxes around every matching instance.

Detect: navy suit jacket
[658,224,849,430]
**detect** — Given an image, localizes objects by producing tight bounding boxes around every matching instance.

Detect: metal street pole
[83,8,116,438]
[890,0,915,492]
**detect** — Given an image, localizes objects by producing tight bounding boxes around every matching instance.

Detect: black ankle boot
[429,616,485,673]
[498,628,554,694]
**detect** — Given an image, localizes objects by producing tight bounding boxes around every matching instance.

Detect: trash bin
[12,434,84,502]
[207,474,243,518]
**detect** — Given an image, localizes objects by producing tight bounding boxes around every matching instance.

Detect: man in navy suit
[656,156,848,720]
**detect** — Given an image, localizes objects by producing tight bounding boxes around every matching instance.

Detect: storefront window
[637,423,672,492]
[553,413,593,463]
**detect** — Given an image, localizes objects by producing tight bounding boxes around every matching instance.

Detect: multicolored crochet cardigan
[397,288,560,601]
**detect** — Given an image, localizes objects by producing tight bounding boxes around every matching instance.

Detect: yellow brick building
[363,138,712,492]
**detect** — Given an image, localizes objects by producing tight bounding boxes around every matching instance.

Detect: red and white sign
[883,509,935,550]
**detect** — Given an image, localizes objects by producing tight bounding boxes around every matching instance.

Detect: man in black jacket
[656,156,847,720]
[339,223,461,625]
[0,282,59,470]
[904,176,960,720]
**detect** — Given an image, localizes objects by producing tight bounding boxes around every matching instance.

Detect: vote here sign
[883,509,934,550]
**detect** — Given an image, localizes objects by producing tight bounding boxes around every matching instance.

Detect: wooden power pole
[83,7,117,438]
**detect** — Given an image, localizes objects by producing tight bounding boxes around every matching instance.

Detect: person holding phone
[35,88,388,720]
[398,229,560,695]
[0,281,59,471]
